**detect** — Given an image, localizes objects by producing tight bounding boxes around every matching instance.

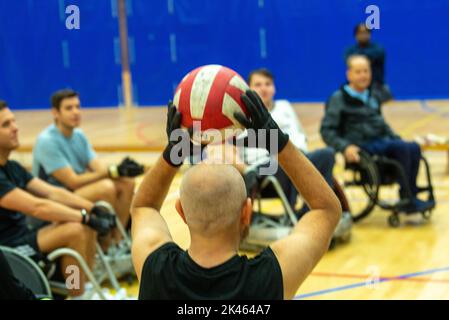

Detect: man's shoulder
[5,160,26,171]
[274,99,293,108]
[328,89,344,102]
[324,89,347,113]
[370,42,384,50]
[344,44,358,55]
[252,247,279,261]
[0,160,28,179]
[272,100,295,118]
[36,125,60,144]
[141,242,181,274]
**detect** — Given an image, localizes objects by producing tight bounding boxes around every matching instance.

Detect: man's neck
[348,83,367,94]
[188,233,239,268]
[0,149,11,166]
[55,121,74,138]
[358,41,370,48]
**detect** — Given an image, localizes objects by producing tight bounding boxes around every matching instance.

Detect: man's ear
[241,198,253,226]
[175,198,187,225]
[51,107,59,121]
[346,69,351,83]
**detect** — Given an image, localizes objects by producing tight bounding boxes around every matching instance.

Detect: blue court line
[420,100,436,113]
[295,266,449,300]
[420,100,449,117]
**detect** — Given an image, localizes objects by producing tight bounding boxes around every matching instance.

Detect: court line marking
[310,271,449,284]
[295,266,449,299]
[398,113,439,137]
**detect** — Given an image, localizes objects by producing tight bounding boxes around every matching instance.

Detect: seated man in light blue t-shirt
[32,89,144,231]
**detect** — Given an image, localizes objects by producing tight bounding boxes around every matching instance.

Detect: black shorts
[6,222,64,282]
[7,227,41,260]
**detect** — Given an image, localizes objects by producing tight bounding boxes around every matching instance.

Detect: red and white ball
[173,64,249,144]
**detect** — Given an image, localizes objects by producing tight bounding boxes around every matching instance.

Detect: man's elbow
[327,194,342,228]
[130,198,143,218]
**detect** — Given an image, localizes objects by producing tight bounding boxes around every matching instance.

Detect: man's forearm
[32,199,83,223]
[48,188,93,211]
[278,141,340,213]
[132,155,178,211]
[68,170,109,190]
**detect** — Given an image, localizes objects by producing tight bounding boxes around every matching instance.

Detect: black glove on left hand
[162,101,205,167]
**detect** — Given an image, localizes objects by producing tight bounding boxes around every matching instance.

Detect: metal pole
[118,0,133,109]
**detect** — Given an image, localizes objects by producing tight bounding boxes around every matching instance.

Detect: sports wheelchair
[343,151,435,227]
[240,161,353,251]
[11,202,136,300]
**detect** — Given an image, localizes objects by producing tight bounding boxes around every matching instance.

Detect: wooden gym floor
[11,99,449,299]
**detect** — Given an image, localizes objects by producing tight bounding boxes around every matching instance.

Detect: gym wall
[1,0,448,109]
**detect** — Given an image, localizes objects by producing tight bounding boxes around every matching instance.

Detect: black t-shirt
[0,160,34,244]
[138,242,284,300]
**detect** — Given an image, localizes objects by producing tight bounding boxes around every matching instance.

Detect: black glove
[82,201,116,236]
[162,101,205,167]
[109,157,144,178]
[233,90,289,154]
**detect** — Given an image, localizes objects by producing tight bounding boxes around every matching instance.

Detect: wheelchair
[240,160,353,252]
[20,205,135,300]
[343,150,435,227]
[0,245,52,299]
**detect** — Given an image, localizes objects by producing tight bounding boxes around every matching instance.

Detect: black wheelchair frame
[344,151,435,227]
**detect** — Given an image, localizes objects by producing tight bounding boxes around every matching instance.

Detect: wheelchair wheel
[344,154,380,222]
[422,210,432,221]
[388,214,400,227]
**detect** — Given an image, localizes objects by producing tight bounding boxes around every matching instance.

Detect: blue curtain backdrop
[1,0,448,109]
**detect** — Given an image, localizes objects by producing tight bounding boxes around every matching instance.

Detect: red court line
[136,122,164,148]
[311,271,449,284]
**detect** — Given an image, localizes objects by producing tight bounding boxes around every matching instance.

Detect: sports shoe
[401,198,435,214]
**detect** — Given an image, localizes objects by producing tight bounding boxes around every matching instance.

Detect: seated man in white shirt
[247,68,336,216]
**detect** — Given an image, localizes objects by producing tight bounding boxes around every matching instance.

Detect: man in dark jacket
[320,55,434,213]
[344,23,392,103]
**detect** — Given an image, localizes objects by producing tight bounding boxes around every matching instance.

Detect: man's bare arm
[0,188,83,223]
[51,166,108,191]
[131,156,178,280]
[270,141,341,299]
[26,178,93,211]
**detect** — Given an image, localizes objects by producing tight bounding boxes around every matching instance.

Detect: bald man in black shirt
[131,91,341,300]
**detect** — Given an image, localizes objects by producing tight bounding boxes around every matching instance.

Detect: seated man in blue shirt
[32,90,143,235]
[345,23,393,103]
[320,55,434,213]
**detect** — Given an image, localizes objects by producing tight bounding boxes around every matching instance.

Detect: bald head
[179,164,247,236]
